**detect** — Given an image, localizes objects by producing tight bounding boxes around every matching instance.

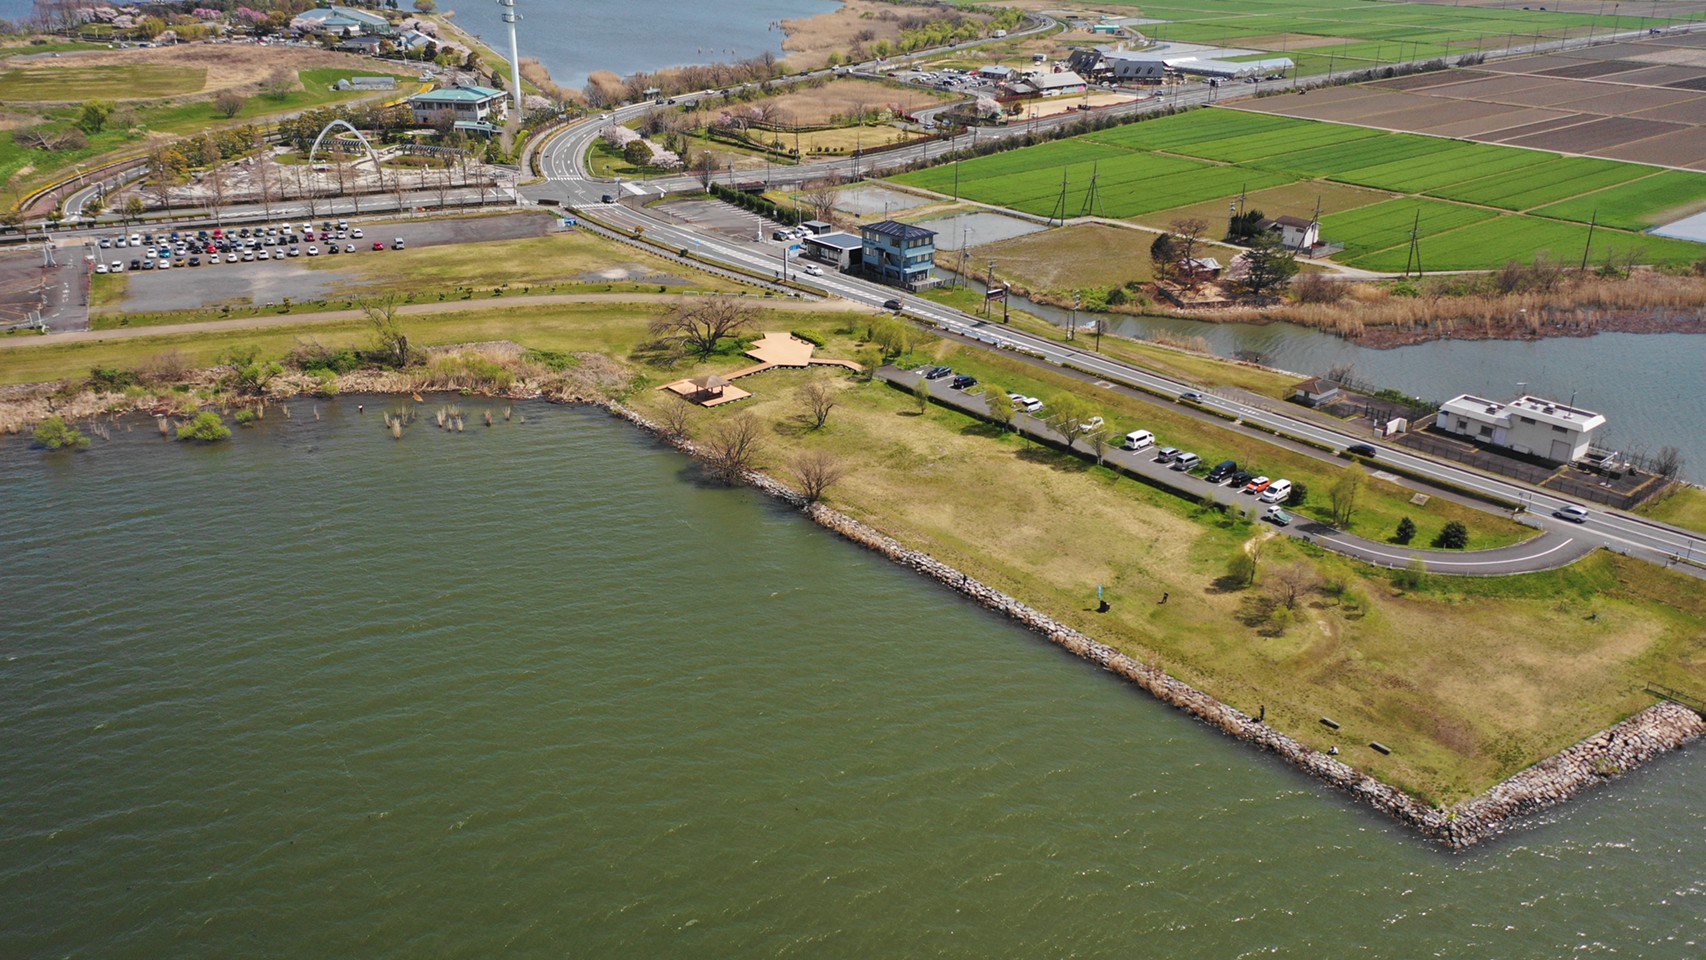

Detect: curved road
[524,67,1706,578]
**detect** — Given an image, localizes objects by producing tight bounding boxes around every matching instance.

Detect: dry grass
[965,223,1169,293]
[0,44,383,100]
[779,0,909,69]
[627,342,1705,804]
[683,79,950,128]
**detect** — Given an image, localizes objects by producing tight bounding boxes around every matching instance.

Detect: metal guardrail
[1646,681,1706,716]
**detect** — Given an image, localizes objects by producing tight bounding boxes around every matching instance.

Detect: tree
[32,415,89,450]
[122,196,146,222]
[1328,465,1363,528]
[1268,563,1316,611]
[912,377,930,414]
[177,412,232,442]
[1225,545,1258,588]
[1241,230,1300,295]
[1226,207,1266,243]
[1394,516,1417,545]
[648,297,755,361]
[362,296,411,367]
[214,92,246,119]
[413,0,437,10]
[1045,394,1098,448]
[623,138,652,167]
[801,177,839,222]
[1285,481,1308,508]
[1149,232,1177,281]
[703,413,762,484]
[789,449,848,503]
[984,387,1015,432]
[1169,217,1209,271]
[1434,520,1469,550]
[75,100,114,135]
[656,397,693,439]
[1652,445,1685,479]
[798,380,837,430]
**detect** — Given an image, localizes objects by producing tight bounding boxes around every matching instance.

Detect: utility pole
[1580,209,1598,271]
[985,258,995,317]
[1069,289,1081,340]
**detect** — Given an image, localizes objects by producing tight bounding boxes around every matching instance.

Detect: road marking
[1321,535,1579,569]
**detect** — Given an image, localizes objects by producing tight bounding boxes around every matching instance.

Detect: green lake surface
[2,398,1701,958]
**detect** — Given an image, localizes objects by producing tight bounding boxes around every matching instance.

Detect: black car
[188,256,201,266]
[923,365,953,380]
[1346,443,1378,458]
[949,375,978,390]
[1228,470,1253,488]
[882,298,902,311]
[128,258,141,270]
[1205,459,1238,483]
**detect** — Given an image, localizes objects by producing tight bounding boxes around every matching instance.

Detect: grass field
[890,108,1706,269]
[618,323,1702,802]
[0,63,204,101]
[1637,485,1706,537]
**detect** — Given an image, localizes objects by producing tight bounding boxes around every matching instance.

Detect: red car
[372,241,385,250]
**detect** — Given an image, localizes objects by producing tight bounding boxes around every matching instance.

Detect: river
[1,398,1700,958]
[444,0,837,90]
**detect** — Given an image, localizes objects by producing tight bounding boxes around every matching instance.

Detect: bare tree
[648,297,756,360]
[789,449,848,503]
[361,295,410,367]
[800,177,840,223]
[200,138,226,224]
[703,413,763,484]
[655,397,693,439]
[694,150,718,190]
[214,91,246,119]
[1652,445,1685,479]
[798,380,837,429]
[254,152,277,219]
[1268,563,1317,611]
[1170,216,1209,287]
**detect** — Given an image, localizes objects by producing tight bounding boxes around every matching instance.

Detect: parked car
[1554,504,1590,523]
[1206,459,1238,483]
[1259,479,1293,503]
[94,262,108,274]
[188,256,201,266]
[1122,429,1155,450]
[393,238,405,250]
[1009,394,1042,413]
[372,242,386,251]
[1346,443,1378,458]
[306,246,319,256]
[110,260,123,272]
[129,258,141,270]
[1264,506,1294,527]
[1079,416,1105,434]
[949,375,978,390]
[1155,446,1180,464]
[351,228,364,239]
[1172,452,1201,471]
[1244,475,1272,494]
[923,365,953,380]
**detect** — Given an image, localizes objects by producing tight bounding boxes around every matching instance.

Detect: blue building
[859,220,939,291]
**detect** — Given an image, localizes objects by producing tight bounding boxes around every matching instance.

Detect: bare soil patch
[683,78,949,128]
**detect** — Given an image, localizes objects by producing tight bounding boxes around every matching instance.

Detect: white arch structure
[307,120,382,168]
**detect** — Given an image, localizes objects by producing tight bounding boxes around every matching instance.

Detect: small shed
[800,219,833,236]
[1292,377,1341,407]
[1271,215,1319,250]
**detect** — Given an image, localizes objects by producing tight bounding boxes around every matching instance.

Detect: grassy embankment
[5,300,1701,804]
[86,231,746,330]
[1638,485,1706,537]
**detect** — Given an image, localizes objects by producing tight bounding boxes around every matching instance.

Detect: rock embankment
[606,399,1702,848]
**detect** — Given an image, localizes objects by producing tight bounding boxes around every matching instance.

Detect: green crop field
[892,105,1706,269]
[973,0,1693,74]
[1533,168,1706,230]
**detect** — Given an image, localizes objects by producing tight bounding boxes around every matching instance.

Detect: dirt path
[0,293,862,350]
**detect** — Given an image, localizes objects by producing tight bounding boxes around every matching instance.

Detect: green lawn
[1637,484,1706,537]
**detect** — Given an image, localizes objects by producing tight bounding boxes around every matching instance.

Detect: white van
[1259,479,1293,503]
[1122,429,1155,450]
[1172,452,1202,471]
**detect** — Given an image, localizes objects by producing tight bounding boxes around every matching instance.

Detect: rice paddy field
[975,0,1705,77]
[889,108,1706,270]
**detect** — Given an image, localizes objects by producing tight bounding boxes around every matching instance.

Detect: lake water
[2,398,1701,958]
[445,0,838,90]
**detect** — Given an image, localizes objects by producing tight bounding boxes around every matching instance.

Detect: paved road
[887,367,1596,576]
[523,74,1706,577]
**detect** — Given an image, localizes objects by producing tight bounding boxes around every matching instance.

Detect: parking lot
[83,211,555,314]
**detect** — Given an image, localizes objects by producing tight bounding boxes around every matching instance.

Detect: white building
[1270,214,1319,250]
[1436,394,1606,463]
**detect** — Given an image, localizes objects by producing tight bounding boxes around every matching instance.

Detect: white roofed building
[1436,394,1606,463]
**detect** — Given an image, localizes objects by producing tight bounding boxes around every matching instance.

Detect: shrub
[1433,520,1469,550]
[88,366,141,391]
[176,411,232,442]
[1394,516,1417,545]
[234,408,259,425]
[790,329,826,347]
[1105,286,1129,306]
[1393,556,1427,590]
[1285,482,1308,507]
[32,415,89,450]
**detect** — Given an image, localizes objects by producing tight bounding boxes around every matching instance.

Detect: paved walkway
[0,293,863,349]
[885,366,1596,577]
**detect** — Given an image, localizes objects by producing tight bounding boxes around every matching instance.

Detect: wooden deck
[658,332,862,407]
